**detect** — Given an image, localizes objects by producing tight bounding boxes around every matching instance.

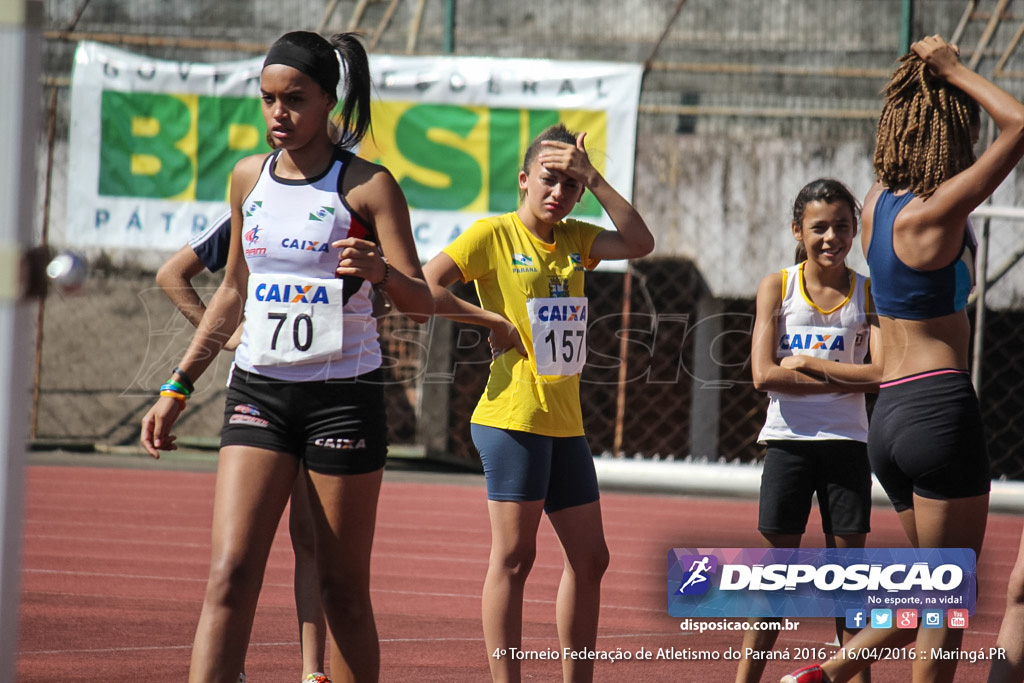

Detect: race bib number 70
[527,296,588,376]
[245,273,345,367]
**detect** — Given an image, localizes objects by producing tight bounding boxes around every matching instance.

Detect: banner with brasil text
[66,42,642,265]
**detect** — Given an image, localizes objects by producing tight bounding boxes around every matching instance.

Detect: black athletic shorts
[868,369,990,512]
[221,367,388,475]
[758,439,872,536]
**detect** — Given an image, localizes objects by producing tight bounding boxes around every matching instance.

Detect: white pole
[0,0,42,677]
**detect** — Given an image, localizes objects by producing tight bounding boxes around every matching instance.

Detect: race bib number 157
[527,296,588,376]
[245,273,345,367]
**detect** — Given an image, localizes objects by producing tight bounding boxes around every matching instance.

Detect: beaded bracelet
[376,256,390,287]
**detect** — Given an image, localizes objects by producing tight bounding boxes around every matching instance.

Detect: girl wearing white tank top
[738,178,882,683]
[140,31,432,683]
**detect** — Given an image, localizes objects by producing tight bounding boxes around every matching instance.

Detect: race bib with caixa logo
[526,296,588,376]
[245,273,345,367]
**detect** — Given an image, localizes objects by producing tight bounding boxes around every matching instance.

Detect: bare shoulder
[860,181,885,250]
[232,152,272,194]
[861,182,885,222]
[756,271,784,303]
[234,152,271,176]
[342,155,398,195]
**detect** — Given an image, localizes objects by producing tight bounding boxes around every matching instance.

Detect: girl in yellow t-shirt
[423,123,653,682]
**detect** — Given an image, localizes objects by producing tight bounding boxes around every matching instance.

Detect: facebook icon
[846,609,866,629]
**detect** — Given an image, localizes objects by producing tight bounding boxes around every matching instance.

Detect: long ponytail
[329,32,372,149]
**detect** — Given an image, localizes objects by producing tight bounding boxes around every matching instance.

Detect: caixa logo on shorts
[314,437,367,450]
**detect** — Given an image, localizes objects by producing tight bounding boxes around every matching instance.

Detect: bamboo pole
[29,85,59,441]
[612,267,633,458]
[406,0,427,54]
[369,0,401,51]
[348,0,371,32]
[638,103,879,120]
[317,0,342,34]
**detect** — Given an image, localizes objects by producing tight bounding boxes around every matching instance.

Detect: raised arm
[538,133,654,261]
[907,36,1024,232]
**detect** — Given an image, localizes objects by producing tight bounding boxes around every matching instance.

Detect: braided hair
[874,53,980,198]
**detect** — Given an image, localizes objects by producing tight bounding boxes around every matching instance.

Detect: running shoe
[781,665,829,683]
[303,674,331,683]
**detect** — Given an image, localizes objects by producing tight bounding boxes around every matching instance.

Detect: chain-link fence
[27,0,1024,481]
[33,254,1024,481]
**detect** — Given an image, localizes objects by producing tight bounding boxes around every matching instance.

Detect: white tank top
[758,263,871,443]
[233,149,381,381]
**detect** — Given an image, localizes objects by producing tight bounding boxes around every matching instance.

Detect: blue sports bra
[866,189,976,320]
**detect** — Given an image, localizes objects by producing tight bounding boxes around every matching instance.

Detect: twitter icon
[871,609,892,628]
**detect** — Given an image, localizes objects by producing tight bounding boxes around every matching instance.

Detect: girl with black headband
[141,31,432,683]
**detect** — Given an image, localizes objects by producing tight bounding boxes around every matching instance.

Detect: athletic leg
[831,533,869,683]
[483,499,546,683]
[798,495,987,683]
[737,533,801,683]
[909,493,988,683]
[988,524,1024,683]
[745,443,816,682]
[819,441,872,683]
[548,501,610,683]
[306,467,384,683]
[189,445,299,683]
[289,464,328,677]
[471,425,554,682]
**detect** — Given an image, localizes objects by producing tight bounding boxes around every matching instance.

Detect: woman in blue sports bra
[783,35,1024,683]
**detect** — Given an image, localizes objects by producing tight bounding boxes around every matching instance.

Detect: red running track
[16,460,1023,681]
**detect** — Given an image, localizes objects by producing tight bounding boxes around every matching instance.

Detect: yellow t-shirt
[443,212,604,437]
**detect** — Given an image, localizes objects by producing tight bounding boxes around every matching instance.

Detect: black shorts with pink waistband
[867,369,990,512]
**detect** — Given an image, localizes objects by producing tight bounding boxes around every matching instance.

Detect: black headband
[263,42,338,98]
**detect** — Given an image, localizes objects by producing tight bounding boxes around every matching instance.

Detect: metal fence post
[0,1,43,678]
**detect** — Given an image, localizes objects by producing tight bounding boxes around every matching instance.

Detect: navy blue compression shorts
[470,424,599,514]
